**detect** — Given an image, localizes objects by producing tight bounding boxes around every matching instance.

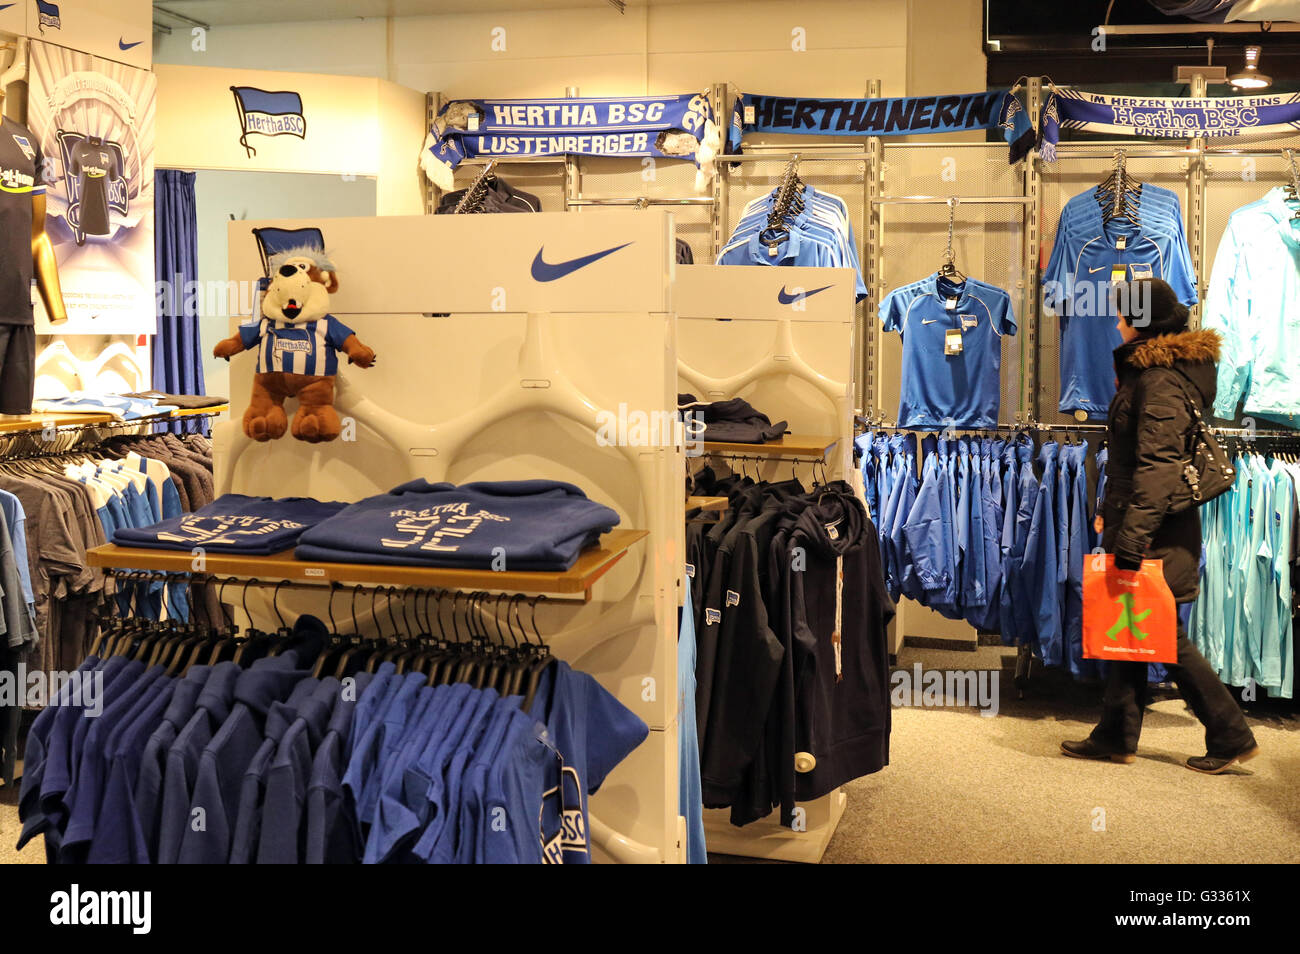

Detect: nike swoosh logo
[119,38,143,50]
[777,284,833,305]
[1089,265,1108,273]
[0,5,14,11]
[530,242,633,282]
[921,319,939,325]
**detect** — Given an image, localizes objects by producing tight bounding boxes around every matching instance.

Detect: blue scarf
[421,92,735,192]
[1039,88,1300,161]
[738,89,1035,162]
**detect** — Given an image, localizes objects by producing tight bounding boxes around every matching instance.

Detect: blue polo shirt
[227,677,325,863]
[453,702,521,864]
[528,661,649,864]
[412,690,504,864]
[303,671,372,865]
[880,274,1016,429]
[366,683,474,864]
[132,664,214,862]
[85,678,179,864]
[255,678,340,864]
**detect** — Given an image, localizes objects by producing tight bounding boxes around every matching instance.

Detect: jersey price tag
[944,328,963,355]
[743,104,756,124]
[1116,235,1127,250]
[944,297,958,310]
[467,114,480,132]
[1110,264,1127,284]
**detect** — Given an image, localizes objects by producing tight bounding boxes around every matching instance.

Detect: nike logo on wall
[118,37,142,50]
[530,242,633,282]
[0,5,14,11]
[777,284,833,305]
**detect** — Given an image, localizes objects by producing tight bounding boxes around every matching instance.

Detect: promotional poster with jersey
[26,39,156,335]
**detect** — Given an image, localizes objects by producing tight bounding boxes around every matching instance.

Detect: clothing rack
[1099,149,1137,222]
[869,195,1033,206]
[101,568,558,634]
[566,196,714,208]
[453,158,500,213]
[0,409,222,460]
[762,155,802,243]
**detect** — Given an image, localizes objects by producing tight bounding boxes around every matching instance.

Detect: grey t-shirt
[0,474,84,641]
[0,507,37,649]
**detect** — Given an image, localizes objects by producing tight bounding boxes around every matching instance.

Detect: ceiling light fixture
[1229,46,1272,90]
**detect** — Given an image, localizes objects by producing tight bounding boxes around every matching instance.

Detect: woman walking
[1062,278,1259,774]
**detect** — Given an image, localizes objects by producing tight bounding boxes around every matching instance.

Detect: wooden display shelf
[700,435,838,458]
[86,528,647,600]
[0,404,228,434]
[686,495,728,512]
[0,413,115,433]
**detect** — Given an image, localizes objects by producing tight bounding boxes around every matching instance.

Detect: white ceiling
[152,0,705,26]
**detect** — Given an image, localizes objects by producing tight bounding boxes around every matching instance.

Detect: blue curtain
[153,170,204,431]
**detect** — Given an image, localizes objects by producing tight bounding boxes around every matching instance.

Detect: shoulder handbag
[1164,368,1235,513]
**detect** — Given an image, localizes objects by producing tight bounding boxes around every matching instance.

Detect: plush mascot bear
[213,246,376,443]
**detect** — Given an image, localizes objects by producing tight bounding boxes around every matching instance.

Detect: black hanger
[333,587,378,679]
[520,596,554,713]
[265,580,294,656]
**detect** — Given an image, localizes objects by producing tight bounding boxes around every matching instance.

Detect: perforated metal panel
[876,143,1029,427]
[572,156,714,264]
[1203,138,1299,299]
[448,159,568,214]
[1037,146,1194,426]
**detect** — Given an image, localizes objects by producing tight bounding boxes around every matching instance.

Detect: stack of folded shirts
[32,392,179,420]
[295,479,620,571]
[677,394,789,444]
[113,494,348,554]
[124,390,229,410]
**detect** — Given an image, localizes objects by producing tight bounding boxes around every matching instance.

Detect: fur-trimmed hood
[1123,328,1221,369]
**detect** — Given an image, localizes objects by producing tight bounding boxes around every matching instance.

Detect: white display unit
[674,264,857,864]
[220,211,685,863]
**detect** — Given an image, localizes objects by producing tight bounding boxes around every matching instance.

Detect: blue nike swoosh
[530,242,633,282]
[0,5,14,11]
[119,37,142,50]
[777,284,834,305]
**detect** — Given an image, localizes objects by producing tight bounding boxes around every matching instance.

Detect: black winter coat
[1102,328,1221,603]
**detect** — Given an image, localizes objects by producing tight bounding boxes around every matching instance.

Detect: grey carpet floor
[820,674,1299,864]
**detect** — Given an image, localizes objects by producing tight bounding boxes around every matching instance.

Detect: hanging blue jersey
[880,274,1016,429]
[238,314,356,376]
[1043,215,1198,416]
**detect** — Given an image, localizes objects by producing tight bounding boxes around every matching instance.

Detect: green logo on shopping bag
[1106,593,1150,641]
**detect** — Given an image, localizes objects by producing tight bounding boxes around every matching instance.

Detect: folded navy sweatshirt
[294,479,620,571]
[113,494,348,555]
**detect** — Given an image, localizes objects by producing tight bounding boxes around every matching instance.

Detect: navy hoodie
[114,494,348,555]
[295,480,620,571]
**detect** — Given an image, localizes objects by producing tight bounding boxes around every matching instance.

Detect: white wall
[154,0,985,99]
[194,170,377,398]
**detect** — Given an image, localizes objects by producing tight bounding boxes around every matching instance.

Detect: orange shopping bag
[1082,554,1177,664]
